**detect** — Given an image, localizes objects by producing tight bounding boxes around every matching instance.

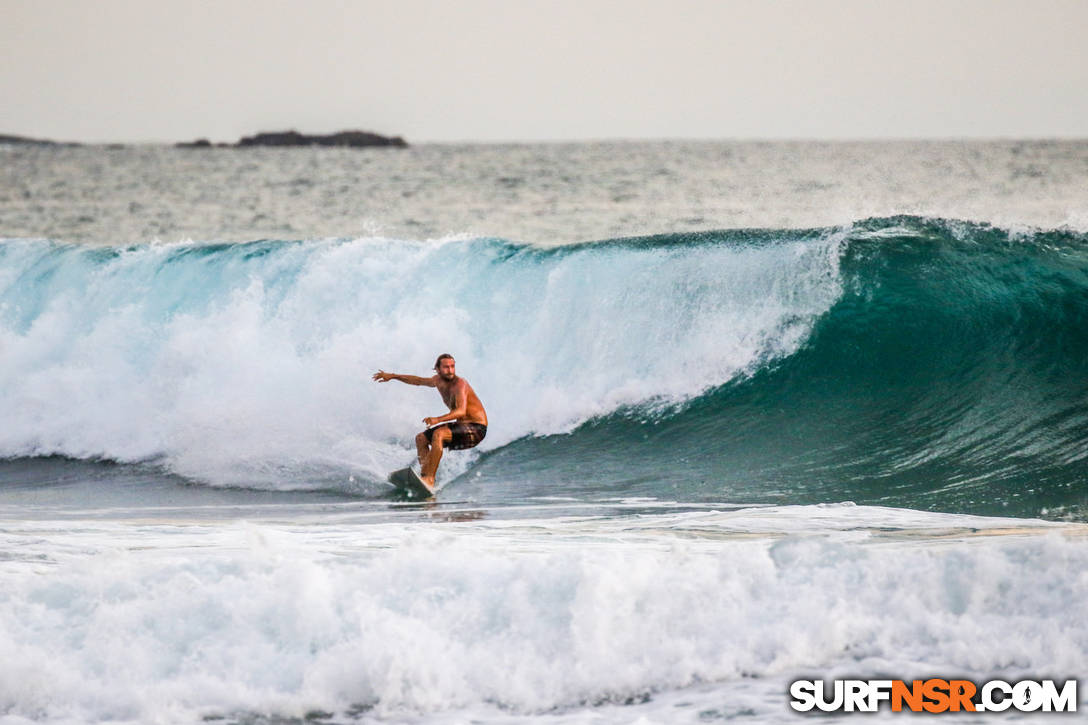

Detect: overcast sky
[3,0,1086,143]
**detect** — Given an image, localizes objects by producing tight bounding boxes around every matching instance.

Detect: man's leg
[420,426,452,488]
[415,431,430,468]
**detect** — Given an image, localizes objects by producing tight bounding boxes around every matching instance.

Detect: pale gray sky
[3,0,1086,143]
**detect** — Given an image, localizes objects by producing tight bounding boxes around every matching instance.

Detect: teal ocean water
[1,141,1087,723]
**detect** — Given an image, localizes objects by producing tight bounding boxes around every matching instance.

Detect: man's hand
[423,417,441,426]
[373,370,394,382]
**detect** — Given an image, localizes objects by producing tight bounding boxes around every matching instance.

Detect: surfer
[372,354,488,489]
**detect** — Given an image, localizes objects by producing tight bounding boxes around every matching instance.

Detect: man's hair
[434,353,455,370]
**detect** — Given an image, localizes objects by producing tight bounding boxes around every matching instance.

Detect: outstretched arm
[373,370,437,386]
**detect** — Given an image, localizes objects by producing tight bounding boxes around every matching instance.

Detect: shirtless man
[372,354,488,490]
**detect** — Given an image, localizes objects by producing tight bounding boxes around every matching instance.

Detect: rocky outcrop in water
[0,134,79,146]
[235,129,408,148]
[175,138,214,148]
[4,130,407,149]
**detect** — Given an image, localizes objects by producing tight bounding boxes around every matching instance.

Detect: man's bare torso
[436,376,488,426]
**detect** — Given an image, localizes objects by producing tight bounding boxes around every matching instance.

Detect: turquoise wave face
[460,218,1088,519]
[1,217,1086,518]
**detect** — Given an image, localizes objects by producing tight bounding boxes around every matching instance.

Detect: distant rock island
[177,129,408,149]
[1,129,407,149]
[0,133,79,146]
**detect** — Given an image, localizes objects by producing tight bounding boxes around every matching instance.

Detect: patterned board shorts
[423,422,488,450]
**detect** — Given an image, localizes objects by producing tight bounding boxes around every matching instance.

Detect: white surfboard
[388,467,435,498]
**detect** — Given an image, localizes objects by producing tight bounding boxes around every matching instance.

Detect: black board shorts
[423,422,487,450]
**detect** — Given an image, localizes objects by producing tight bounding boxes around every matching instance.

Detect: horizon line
[5,132,1088,147]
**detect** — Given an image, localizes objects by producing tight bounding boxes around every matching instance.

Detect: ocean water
[1,140,1087,724]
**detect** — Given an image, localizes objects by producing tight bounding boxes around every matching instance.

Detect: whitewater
[1,140,1087,724]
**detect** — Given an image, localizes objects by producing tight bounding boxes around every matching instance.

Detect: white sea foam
[0,233,844,489]
[0,506,1084,723]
